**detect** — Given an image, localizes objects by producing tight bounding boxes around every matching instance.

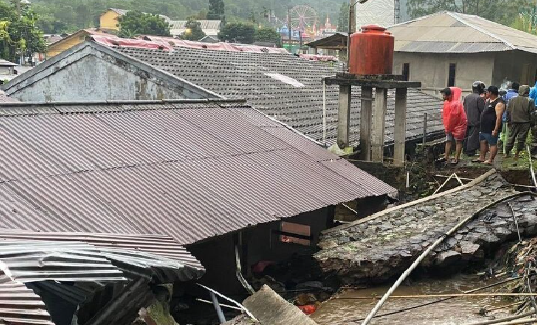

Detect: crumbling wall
[315,171,536,284]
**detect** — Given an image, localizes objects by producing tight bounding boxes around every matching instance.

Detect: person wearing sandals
[441,87,467,165]
[476,86,505,165]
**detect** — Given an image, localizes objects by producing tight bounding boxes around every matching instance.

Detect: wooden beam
[372,88,388,162]
[394,88,408,167]
[337,85,352,148]
[360,86,373,160]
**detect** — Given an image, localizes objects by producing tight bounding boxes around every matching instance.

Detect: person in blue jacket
[531,81,537,155]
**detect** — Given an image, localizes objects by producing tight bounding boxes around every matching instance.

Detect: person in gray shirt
[463,81,486,156]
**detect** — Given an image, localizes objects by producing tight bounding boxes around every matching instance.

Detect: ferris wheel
[289,5,318,32]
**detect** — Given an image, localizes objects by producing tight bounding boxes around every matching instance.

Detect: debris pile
[316,171,537,284]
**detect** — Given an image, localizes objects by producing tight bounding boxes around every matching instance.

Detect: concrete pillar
[360,86,373,160]
[394,88,408,167]
[372,88,388,162]
[337,85,352,148]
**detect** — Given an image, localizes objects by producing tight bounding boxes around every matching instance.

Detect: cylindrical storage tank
[349,25,394,75]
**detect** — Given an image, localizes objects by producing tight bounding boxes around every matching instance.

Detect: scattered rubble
[316,170,537,284]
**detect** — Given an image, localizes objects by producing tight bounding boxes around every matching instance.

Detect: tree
[118,10,171,38]
[218,22,255,44]
[0,1,45,63]
[337,2,349,33]
[207,0,224,21]
[179,18,206,40]
[254,27,281,46]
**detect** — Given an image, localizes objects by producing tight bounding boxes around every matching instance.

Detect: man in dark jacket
[463,81,486,155]
[505,85,535,160]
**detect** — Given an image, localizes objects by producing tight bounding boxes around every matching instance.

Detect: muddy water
[312,274,516,325]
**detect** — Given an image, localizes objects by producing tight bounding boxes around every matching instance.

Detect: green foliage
[179,18,206,40]
[118,10,170,38]
[207,0,224,22]
[29,0,350,33]
[407,0,535,26]
[254,27,281,46]
[218,22,255,43]
[0,0,46,63]
[337,2,349,33]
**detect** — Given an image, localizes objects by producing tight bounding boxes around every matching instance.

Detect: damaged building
[0,98,395,319]
[0,231,204,325]
[316,170,537,284]
[2,38,444,149]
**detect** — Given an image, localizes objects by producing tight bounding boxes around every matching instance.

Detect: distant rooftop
[389,11,537,54]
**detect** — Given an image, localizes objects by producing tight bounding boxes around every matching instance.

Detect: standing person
[463,81,486,156]
[500,82,519,152]
[476,86,505,165]
[530,81,537,156]
[505,85,534,160]
[441,87,467,165]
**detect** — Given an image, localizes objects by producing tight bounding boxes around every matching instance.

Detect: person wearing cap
[441,87,467,164]
[476,86,505,165]
[505,85,534,160]
[500,82,520,153]
[463,81,486,156]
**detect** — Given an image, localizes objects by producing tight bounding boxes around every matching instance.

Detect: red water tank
[349,25,394,75]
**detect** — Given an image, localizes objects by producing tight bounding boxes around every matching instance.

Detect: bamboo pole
[340,293,537,300]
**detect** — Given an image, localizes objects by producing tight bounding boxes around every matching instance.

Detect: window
[402,63,410,81]
[279,222,311,246]
[448,63,457,87]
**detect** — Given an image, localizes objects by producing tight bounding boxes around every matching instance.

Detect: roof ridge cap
[446,11,515,49]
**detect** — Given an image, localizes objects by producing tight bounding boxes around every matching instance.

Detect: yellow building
[46,29,108,58]
[100,8,128,32]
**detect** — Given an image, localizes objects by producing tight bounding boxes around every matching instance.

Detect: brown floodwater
[312,274,519,325]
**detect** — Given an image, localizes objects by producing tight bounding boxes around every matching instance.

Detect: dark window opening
[448,63,457,87]
[534,68,537,84]
[402,63,410,81]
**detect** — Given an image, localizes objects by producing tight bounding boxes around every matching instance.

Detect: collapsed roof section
[0,230,205,325]
[0,99,395,245]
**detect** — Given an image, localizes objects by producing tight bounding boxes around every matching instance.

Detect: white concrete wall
[393,52,495,96]
[492,50,537,87]
[10,55,186,102]
[3,43,219,102]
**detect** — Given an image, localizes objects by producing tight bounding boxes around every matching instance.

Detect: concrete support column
[337,84,352,148]
[372,87,388,162]
[359,86,373,160]
[394,88,408,167]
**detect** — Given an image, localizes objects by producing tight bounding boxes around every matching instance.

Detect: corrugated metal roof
[0,230,204,276]
[389,11,537,54]
[0,241,127,283]
[0,274,53,325]
[0,100,395,245]
[113,46,444,147]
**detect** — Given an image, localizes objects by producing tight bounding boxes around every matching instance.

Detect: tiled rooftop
[115,46,445,146]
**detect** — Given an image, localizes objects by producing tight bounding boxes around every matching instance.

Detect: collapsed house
[0,98,395,303]
[2,39,444,148]
[316,170,537,284]
[0,231,204,325]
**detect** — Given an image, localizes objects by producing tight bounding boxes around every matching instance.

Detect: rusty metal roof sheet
[0,100,395,245]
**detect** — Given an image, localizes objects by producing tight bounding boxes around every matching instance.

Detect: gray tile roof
[114,46,444,146]
[0,99,395,245]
